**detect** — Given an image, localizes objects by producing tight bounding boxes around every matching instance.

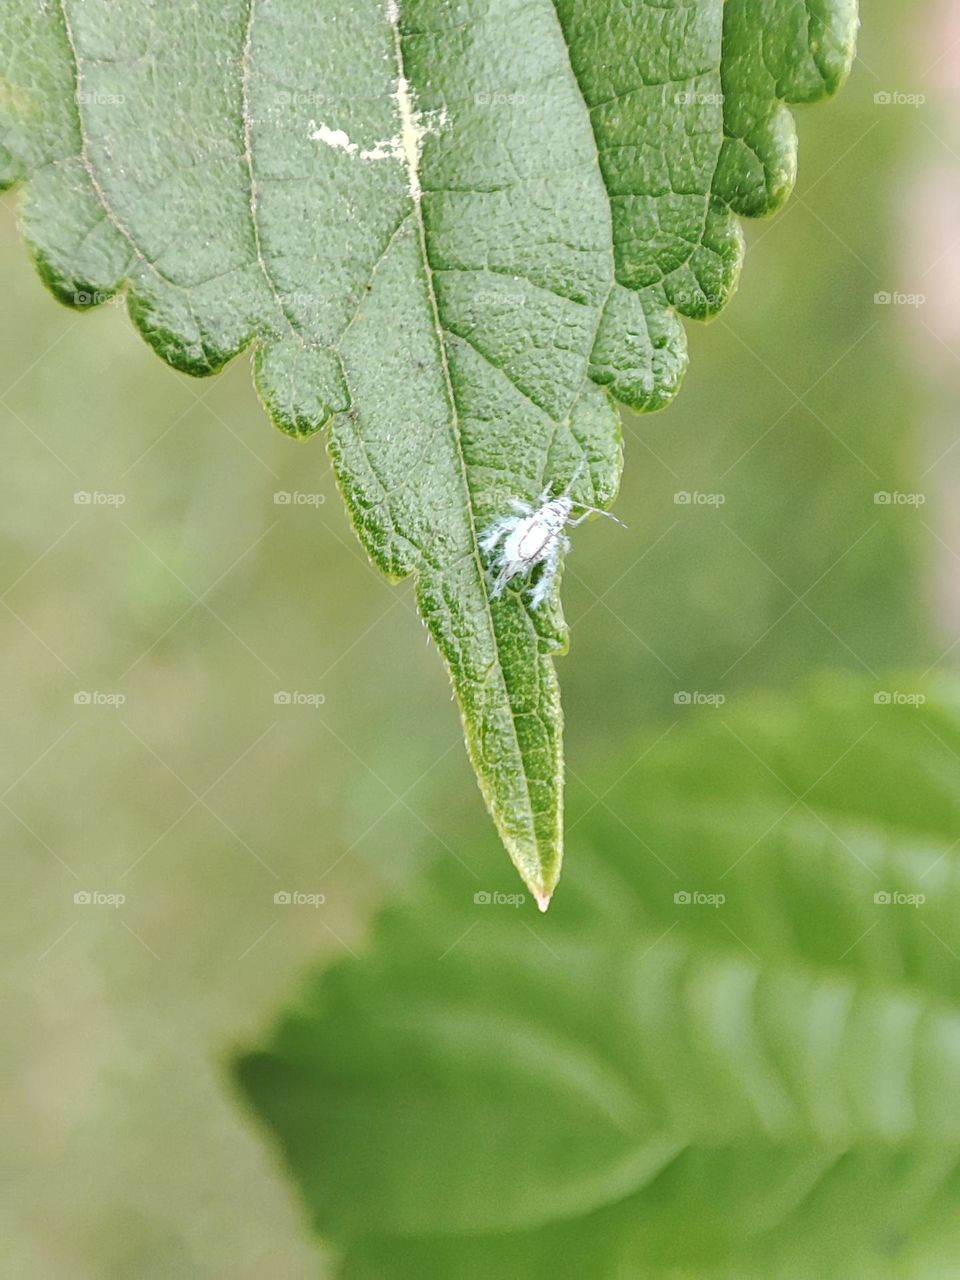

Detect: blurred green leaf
[237,675,960,1278]
[0,1,856,899]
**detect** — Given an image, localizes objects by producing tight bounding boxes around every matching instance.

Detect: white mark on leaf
[308,0,448,202]
[309,123,359,155]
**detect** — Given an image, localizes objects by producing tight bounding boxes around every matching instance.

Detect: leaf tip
[534,887,552,913]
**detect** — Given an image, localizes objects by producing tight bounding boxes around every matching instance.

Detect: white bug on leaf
[480,460,625,609]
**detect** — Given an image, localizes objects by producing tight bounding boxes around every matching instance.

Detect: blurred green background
[2,0,958,1275]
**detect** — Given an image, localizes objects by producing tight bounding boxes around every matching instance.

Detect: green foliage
[0,0,857,899]
[237,675,960,1278]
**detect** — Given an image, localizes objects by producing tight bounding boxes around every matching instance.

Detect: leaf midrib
[388,6,545,863]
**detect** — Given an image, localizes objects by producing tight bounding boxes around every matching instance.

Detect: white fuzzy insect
[480,462,625,609]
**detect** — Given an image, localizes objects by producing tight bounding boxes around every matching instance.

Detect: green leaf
[0,1,857,901]
[235,675,960,1278]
